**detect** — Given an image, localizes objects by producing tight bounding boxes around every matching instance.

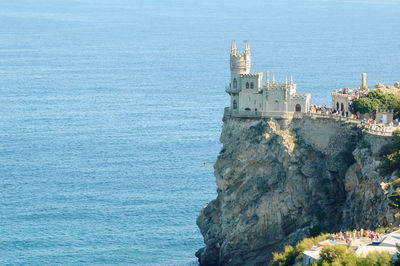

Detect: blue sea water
[1,0,400,264]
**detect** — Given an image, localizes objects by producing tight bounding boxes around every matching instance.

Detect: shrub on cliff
[380,129,400,174]
[270,233,330,265]
[270,233,394,265]
[271,245,296,266]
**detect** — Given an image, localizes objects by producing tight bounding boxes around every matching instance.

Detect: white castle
[225,40,310,118]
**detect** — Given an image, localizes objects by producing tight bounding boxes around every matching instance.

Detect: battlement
[377,109,394,113]
[230,40,250,75]
[267,84,289,89]
[230,53,245,58]
[291,93,310,99]
[241,72,262,77]
[331,92,353,98]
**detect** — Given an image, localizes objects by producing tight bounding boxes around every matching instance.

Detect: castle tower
[230,40,251,89]
[361,73,367,90]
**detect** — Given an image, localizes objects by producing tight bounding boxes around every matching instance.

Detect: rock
[196,116,396,266]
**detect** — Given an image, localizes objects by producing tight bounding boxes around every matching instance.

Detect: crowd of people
[309,104,331,115]
[361,118,400,132]
[330,229,383,245]
[335,87,369,100]
[307,103,400,133]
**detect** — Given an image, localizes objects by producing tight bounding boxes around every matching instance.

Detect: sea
[1,0,400,265]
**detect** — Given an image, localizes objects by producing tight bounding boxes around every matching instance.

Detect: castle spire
[272,74,275,84]
[244,40,250,54]
[231,40,237,55]
[265,71,269,85]
[290,74,293,85]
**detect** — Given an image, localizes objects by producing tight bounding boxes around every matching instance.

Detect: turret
[230,40,251,90]
[231,40,237,55]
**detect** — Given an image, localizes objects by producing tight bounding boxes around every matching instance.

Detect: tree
[353,89,396,114]
[319,245,348,264]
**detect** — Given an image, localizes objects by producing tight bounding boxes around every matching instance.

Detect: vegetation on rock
[270,233,394,266]
[270,233,329,265]
[353,89,398,115]
[380,129,400,175]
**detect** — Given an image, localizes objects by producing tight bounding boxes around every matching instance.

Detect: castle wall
[238,93,263,112]
[240,73,263,91]
[289,94,310,113]
[266,88,286,112]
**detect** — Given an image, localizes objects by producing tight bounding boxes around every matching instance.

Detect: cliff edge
[196,116,397,266]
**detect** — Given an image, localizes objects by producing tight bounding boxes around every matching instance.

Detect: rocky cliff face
[196,116,397,266]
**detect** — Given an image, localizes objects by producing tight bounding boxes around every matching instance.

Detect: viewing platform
[224,107,396,136]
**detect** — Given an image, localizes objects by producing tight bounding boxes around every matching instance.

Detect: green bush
[389,190,400,209]
[318,246,391,265]
[295,233,330,260]
[365,250,392,266]
[353,97,379,114]
[270,233,330,265]
[271,245,296,266]
[319,245,348,264]
[353,89,396,114]
[269,234,395,265]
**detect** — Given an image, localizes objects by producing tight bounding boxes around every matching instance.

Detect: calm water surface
[1,0,400,264]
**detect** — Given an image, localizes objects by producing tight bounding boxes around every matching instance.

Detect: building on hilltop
[331,73,370,117]
[225,40,310,118]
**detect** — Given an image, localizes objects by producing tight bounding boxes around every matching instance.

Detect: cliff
[196,115,397,266]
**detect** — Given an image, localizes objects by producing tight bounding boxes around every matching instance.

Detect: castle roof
[240,72,262,77]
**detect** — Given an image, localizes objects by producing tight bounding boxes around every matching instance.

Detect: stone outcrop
[196,116,397,266]
[375,82,400,97]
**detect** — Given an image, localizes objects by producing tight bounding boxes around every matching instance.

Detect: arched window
[274,100,279,111]
[233,100,237,109]
[250,82,254,89]
[336,102,339,111]
[341,103,344,111]
[246,82,249,89]
[233,78,237,89]
[295,104,301,112]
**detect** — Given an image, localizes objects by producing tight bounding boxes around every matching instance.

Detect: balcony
[225,85,241,94]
